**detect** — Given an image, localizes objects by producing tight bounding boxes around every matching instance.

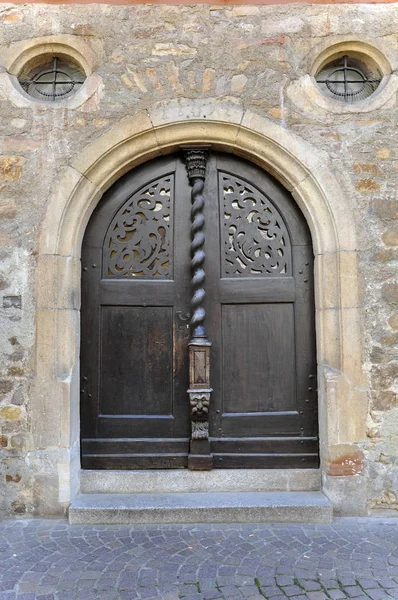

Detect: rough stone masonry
[0,2,397,516]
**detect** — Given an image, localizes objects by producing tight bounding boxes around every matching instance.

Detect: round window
[18,56,86,102]
[315,55,381,103]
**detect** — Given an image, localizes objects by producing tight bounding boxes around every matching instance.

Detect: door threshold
[69,490,332,525]
[80,468,321,495]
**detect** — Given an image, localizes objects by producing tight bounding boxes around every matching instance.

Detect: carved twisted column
[183,147,213,470]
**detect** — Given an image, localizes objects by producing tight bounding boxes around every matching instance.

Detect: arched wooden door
[80,152,319,470]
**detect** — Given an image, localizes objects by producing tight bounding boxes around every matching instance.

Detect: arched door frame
[33,101,368,515]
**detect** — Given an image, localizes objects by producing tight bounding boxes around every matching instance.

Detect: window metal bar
[19,56,85,101]
[52,57,58,102]
[316,55,381,102]
[343,55,348,99]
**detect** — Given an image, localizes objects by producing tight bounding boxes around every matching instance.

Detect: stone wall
[0,2,397,516]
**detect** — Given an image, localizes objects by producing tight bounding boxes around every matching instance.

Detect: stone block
[149,97,244,128]
[33,473,64,516]
[0,199,17,219]
[69,491,333,525]
[1,9,23,23]
[3,295,21,309]
[38,166,90,256]
[231,75,248,92]
[154,120,240,157]
[36,255,80,311]
[323,473,367,516]
[261,16,305,35]
[1,406,21,420]
[326,444,364,476]
[372,198,398,222]
[81,469,321,494]
[388,313,398,329]
[382,282,398,305]
[70,113,157,183]
[0,380,13,394]
[0,156,23,181]
[356,178,380,194]
[2,33,99,75]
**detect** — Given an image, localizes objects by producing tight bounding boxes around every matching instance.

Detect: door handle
[176,311,191,335]
[176,310,190,323]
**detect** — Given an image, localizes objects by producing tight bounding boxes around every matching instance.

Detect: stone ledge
[80,468,321,494]
[69,491,333,525]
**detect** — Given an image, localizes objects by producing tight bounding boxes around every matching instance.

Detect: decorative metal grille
[19,57,85,102]
[316,55,381,103]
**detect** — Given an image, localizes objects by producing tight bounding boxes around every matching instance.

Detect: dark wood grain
[205,153,318,468]
[222,303,296,413]
[81,156,191,469]
[80,151,318,470]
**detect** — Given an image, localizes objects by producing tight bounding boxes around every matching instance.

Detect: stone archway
[33,100,368,515]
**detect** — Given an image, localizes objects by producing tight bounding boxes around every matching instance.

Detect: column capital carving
[182,146,211,181]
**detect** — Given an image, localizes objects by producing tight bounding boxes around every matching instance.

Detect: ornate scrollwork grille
[103,175,174,279]
[220,172,291,277]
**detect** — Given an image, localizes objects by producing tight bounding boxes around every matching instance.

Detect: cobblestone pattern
[1,518,398,600]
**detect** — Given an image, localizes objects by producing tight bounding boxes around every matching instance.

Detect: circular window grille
[19,56,86,102]
[315,55,381,103]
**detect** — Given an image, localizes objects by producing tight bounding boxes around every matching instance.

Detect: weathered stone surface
[261,16,305,35]
[382,283,398,305]
[0,199,17,218]
[231,74,248,92]
[81,469,321,494]
[1,406,21,420]
[382,226,398,247]
[326,445,364,477]
[69,491,333,525]
[10,387,24,405]
[373,198,398,221]
[0,2,397,518]
[370,365,398,397]
[353,162,382,176]
[3,295,22,309]
[355,178,380,194]
[377,148,391,160]
[0,380,13,395]
[0,156,23,180]
[1,518,398,599]
[1,9,23,23]
[9,433,25,449]
[6,474,21,483]
[389,313,398,330]
[232,6,260,16]
[371,391,398,411]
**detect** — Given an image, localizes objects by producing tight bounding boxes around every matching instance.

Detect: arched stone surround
[33,100,368,515]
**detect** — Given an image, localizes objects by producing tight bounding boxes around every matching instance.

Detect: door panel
[222,303,296,414]
[205,154,318,469]
[81,156,191,469]
[80,151,319,470]
[100,306,173,416]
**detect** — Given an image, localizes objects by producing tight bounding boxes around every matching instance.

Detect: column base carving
[188,453,213,471]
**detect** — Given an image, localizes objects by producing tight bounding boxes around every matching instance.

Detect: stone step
[69,491,332,525]
[80,469,321,494]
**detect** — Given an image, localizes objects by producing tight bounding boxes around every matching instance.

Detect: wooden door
[205,154,319,468]
[80,156,192,468]
[80,152,319,470]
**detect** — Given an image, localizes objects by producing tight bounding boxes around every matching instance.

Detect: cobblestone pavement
[1,518,398,600]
